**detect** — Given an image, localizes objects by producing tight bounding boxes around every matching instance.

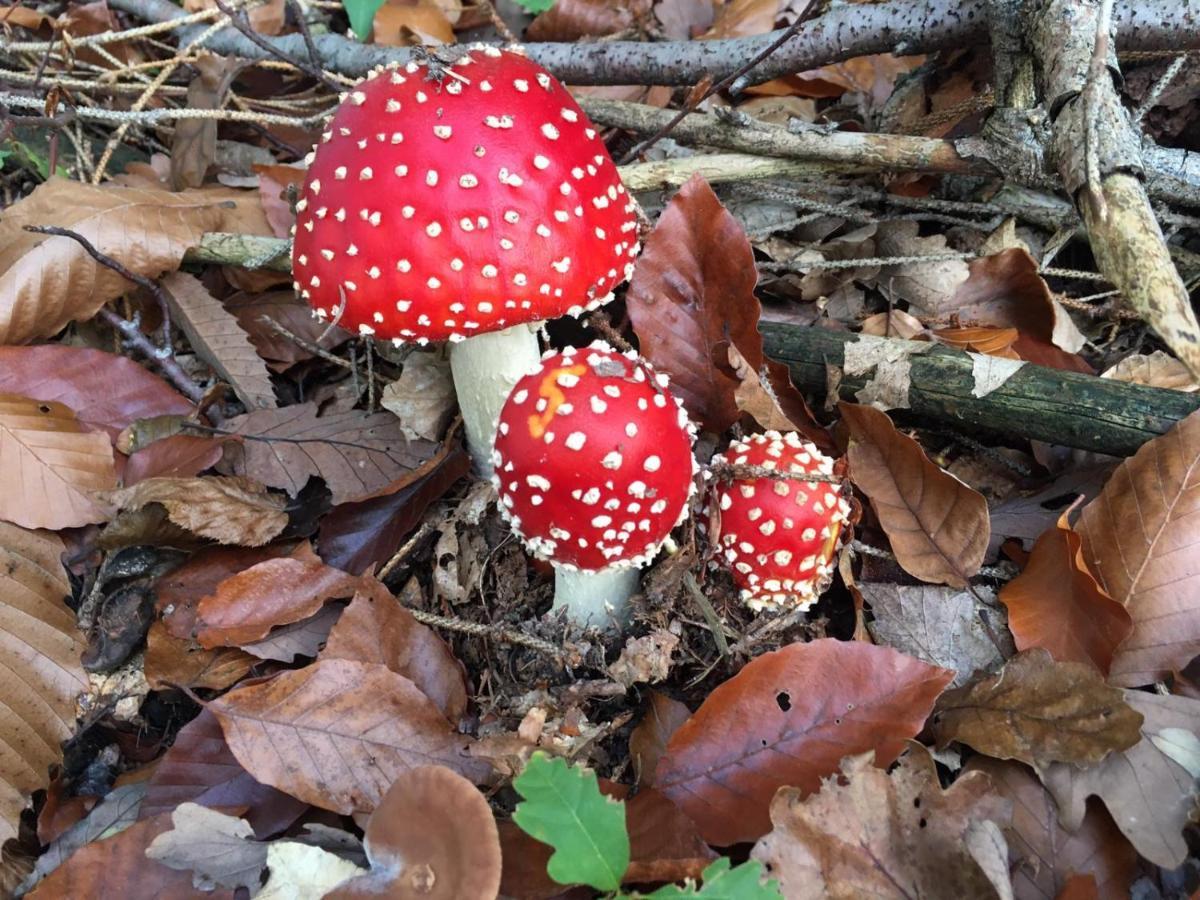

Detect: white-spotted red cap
[491,342,697,571]
[705,431,851,611]
[291,46,640,343]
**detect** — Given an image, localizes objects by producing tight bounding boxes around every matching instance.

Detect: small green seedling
[512,752,782,898]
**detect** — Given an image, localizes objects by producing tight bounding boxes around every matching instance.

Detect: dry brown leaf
[0,524,88,845]
[932,649,1143,768]
[226,290,351,369]
[103,475,288,546]
[0,179,236,344]
[184,0,283,33]
[1040,691,1200,869]
[210,658,491,815]
[145,804,266,892]
[654,0,714,39]
[750,747,1012,900]
[729,343,798,432]
[170,54,239,191]
[143,625,255,692]
[372,0,458,44]
[0,393,116,529]
[656,639,953,845]
[872,220,971,315]
[966,758,1136,900]
[252,165,304,239]
[999,509,1132,676]
[526,0,647,41]
[608,628,680,688]
[1077,409,1200,686]
[195,543,360,648]
[842,402,989,586]
[629,692,691,788]
[220,402,441,505]
[160,272,277,410]
[380,350,456,442]
[860,309,927,340]
[1101,350,1197,392]
[934,325,1021,358]
[701,0,778,39]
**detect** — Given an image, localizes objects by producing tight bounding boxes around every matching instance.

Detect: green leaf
[342,0,385,41]
[512,752,629,892]
[514,0,555,12]
[643,858,783,899]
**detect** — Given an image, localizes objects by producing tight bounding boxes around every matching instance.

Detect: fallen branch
[100,0,1199,87]
[759,323,1200,456]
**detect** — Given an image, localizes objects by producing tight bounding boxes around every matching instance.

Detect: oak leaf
[750,747,1012,900]
[1078,409,1200,686]
[145,804,266,892]
[103,475,288,546]
[932,649,1143,768]
[842,402,989,586]
[656,639,953,845]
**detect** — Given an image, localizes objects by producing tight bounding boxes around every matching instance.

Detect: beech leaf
[656,639,953,845]
[103,475,288,546]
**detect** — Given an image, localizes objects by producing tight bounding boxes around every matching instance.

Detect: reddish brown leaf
[225,290,351,370]
[123,434,226,484]
[143,624,255,691]
[629,691,691,787]
[239,601,345,662]
[194,543,360,648]
[656,639,953,845]
[625,788,715,870]
[210,658,491,815]
[932,649,1143,768]
[966,758,1136,900]
[253,164,304,238]
[1078,409,1200,686]
[526,0,647,41]
[750,747,1012,900]
[933,325,1021,357]
[1056,874,1099,900]
[156,544,291,639]
[1000,509,1132,675]
[842,402,989,586]
[322,576,469,723]
[140,709,307,838]
[497,820,558,900]
[326,766,502,899]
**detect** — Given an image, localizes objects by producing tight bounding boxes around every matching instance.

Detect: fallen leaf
[372,0,457,44]
[934,325,1021,357]
[730,343,799,432]
[966,757,1137,900]
[124,434,227,484]
[526,0,647,40]
[143,625,255,691]
[842,333,932,410]
[608,628,679,688]
[0,178,234,344]
[989,466,1113,557]
[326,766,502,899]
[1101,350,1197,392]
[140,709,308,838]
[969,353,1027,398]
[629,691,692,788]
[257,842,366,899]
[170,54,239,191]
[871,220,971,315]
[624,788,716,879]
[842,402,990,586]
[0,524,88,845]
[1000,510,1132,675]
[1077,409,1200,686]
[239,601,346,662]
[160,271,277,410]
[654,0,713,39]
[1040,691,1200,868]
[220,402,440,505]
[932,649,1143,768]
[155,544,291,640]
[226,290,351,369]
[321,577,469,723]
[380,350,457,442]
[210,658,491,815]
[184,0,283,33]
[194,543,360,648]
[104,475,288,546]
[656,639,953,845]
[145,804,266,892]
[966,818,1016,900]
[750,747,1012,900]
[701,0,778,39]
[252,165,304,239]
[0,393,116,528]
[863,582,1012,687]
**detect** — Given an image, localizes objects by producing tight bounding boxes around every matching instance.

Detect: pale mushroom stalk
[553,567,639,626]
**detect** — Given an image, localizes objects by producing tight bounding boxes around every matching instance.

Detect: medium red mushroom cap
[291,46,640,343]
[491,343,696,571]
[705,431,851,611]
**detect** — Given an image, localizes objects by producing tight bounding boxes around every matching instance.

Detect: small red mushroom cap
[291,46,639,343]
[704,431,851,611]
[491,342,697,571]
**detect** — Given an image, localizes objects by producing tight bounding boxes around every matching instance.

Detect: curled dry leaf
[104,475,288,546]
[1040,691,1200,869]
[0,524,89,845]
[220,402,441,505]
[871,220,971,315]
[160,271,277,411]
[1078,409,1200,686]
[321,576,469,723]
[226,290,351,370]
[0,179,235,344]
[194,543,360,648]
[966,757,1136,900]
[750,747,1012,900]
[1000,509,1132,675]
[526,0,648,41]
[608,628,680,688]
[210,658,491,815]
[0,394,117,529]
[372,0,459,45]
[841,402,989,586]
[656,639,954,845]
[326,766,501,899]
[932,649,1143,769]
[143,625,255,691]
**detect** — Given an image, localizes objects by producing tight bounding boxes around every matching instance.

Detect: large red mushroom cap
[291,46,639,343]
[705,431,851,611]
[491,342,696,571]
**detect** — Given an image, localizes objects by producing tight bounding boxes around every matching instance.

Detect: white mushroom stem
[553,566,638,629]
[449,323,542,477]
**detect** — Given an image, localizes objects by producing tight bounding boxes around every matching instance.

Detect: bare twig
[1134,53,1188,123]
[213,0,340,91]
[97,310,205,402]
[683,572,732,658]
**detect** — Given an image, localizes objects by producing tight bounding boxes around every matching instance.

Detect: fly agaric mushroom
[705,431,851,611]
[291,46,640,475]
[491,342,696,627]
